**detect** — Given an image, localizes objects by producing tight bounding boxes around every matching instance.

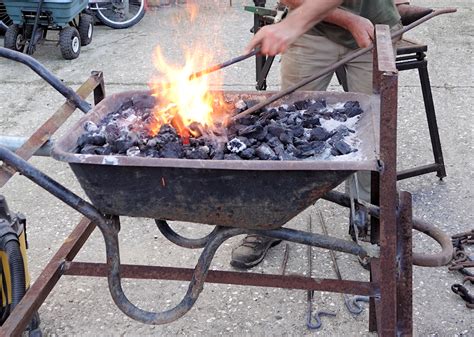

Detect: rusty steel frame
[0,26,420,336]
[0,71,104,337]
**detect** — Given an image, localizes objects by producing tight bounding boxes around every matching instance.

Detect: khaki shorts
[280,24,402,201]
[281,23,402,95]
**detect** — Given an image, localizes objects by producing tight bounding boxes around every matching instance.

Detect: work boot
[230,235,282,269]
[396,4,433,26]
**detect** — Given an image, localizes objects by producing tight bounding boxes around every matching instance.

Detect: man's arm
[281,0,374,48]
[245,0,342,55]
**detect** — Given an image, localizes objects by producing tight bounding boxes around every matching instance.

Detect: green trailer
[3,0,93,59]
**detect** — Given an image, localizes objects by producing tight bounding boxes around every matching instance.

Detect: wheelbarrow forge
[0,25,454,336]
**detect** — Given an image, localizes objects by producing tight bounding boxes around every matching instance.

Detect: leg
[231,34,340,269]
[281,33,339,91]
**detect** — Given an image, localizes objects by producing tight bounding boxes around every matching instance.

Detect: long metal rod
[0,47,91,113]
[26,0,44,55]
[230,7,456,122]
[63,262,379,296]
[189,49,259,80]
[0,136,53,157]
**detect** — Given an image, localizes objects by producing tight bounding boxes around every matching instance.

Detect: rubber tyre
[4,24,25,52]
[59,26,81,60]
[78,13,93,46]
[94,0,145,29]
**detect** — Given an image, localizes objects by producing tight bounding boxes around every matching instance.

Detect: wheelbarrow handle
[0,47,91,113]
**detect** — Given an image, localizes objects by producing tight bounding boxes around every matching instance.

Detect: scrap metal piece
[307,310,337,330]
[306,215,336,330]
[451,284,474,309]
[280,243,289,275]
[318,211,369,316]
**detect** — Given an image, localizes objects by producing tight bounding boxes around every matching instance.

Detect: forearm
[283,0,343,36]
[322,7,359,30]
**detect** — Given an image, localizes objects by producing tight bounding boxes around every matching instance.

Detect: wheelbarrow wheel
[59,26,81,60]
[78,13,93,46]
[4,24,25,52]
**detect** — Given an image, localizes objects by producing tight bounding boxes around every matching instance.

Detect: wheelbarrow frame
[0,24,453,335]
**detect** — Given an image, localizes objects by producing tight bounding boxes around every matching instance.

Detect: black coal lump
[329,125,354,144]
[279,131,294,145]
[239,148,256,159]
[258,109,278,124]
[267,123,286,138]
[302,116,321,128]
[289,125,305,138]
[309,127,332,141]
[111,138,135,154]
[186,146,210,159]
[296,141,326,158]
[254,125,268,141]
[343,101,363,117]
[77,133,107,147]
[80,144,102,155]
[144,148,160,158]
[238,114,258,126]
[160,142,184,158]
[256,143,276,160]
[267,137,284,149]
[306,99,326,114]
[294,99,310,110]
[332,140,352,155]
[238,123,262,137]
[330,111,348,122]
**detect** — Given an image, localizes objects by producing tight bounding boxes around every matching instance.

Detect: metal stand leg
[26,0,44,55]
[418,60,446,179]
[397,191,413,335]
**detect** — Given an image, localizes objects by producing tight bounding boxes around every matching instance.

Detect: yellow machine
[0,195,40,336]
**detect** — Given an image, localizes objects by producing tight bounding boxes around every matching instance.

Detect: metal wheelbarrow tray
[51,90,380,229]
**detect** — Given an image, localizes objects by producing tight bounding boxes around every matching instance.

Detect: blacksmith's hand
[347,16,374,48]
[245,21,302,56]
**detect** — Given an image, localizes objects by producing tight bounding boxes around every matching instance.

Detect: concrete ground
[0,0,472,335]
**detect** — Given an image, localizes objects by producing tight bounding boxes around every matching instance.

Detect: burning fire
[148,46,224,141]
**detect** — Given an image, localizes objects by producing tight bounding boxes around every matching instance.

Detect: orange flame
[148,46,223,138]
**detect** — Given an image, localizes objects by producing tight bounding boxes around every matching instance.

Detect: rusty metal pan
[51,90,380,172]
[50,90,380,229]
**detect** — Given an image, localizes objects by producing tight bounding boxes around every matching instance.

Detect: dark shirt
[309,0,401,49]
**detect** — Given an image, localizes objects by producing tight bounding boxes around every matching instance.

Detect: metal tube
[0,136,53,157]
[155,220,220,249]
[253,226,367,258]
[26,0,44,55]
[0,146,107,231]
[189,49,259,80]
[0,47,91,113]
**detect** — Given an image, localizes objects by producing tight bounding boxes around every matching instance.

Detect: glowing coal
[74,94,363,161]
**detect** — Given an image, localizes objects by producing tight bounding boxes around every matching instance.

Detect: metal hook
[307,309,337,330]
[344,295,370,315]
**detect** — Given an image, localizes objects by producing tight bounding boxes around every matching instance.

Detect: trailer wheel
[4,24,25,52]
[78,14,93,46]
[59,26,81,60]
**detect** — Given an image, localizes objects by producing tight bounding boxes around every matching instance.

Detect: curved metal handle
[155,220,219,249]
[0,47,91,113]
[103,224,245,324]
